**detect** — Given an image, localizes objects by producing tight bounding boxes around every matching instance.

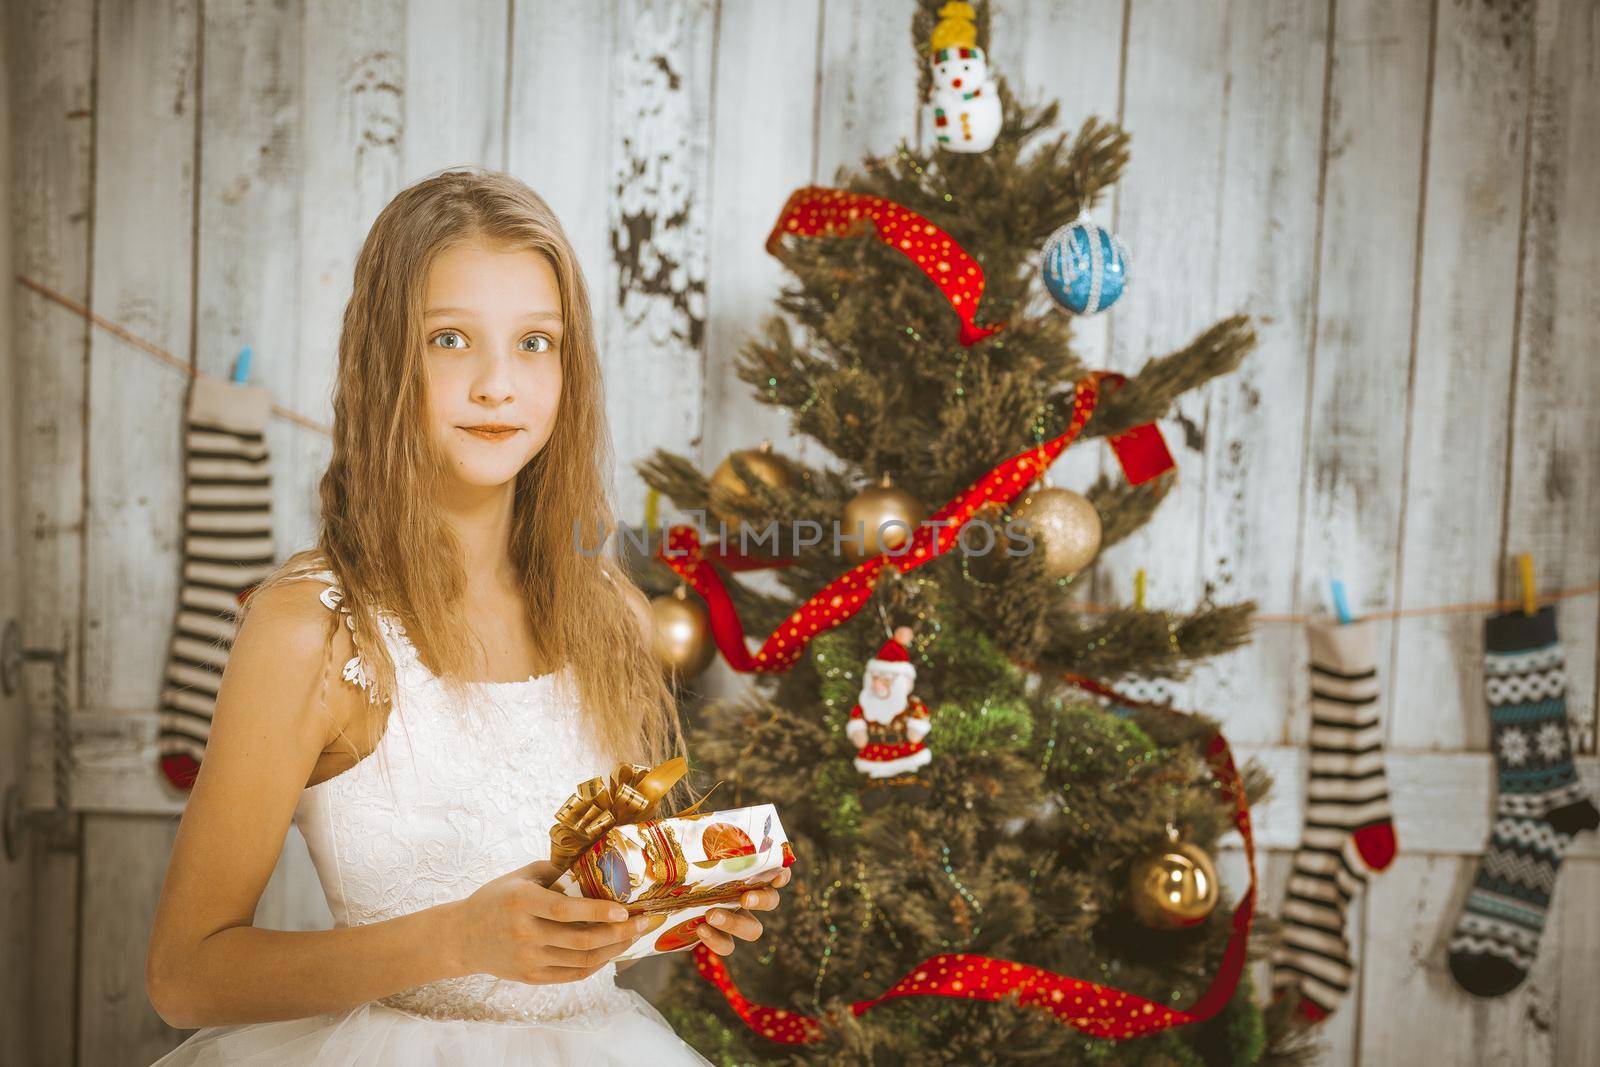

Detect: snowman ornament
[930,45,1001,153]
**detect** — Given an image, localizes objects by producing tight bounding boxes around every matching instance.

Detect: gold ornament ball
[1010,486,1102,579]
[842,475,924,559]
[1128,840,1219,929]
[648,589,716,680]
[709,442,798,531]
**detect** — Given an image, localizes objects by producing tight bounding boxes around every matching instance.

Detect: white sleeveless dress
[152,569,713,1066]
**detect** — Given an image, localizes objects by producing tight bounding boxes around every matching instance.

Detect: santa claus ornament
[846,627,934,807]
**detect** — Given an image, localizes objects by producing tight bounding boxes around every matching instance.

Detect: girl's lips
[460,426,521,440]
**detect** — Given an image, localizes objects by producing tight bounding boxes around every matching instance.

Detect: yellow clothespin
[1134,568,1146,611]
[1518,553,1536,616]
[645,487,660,532]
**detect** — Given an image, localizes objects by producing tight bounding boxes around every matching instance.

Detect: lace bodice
[287,569,636,1024]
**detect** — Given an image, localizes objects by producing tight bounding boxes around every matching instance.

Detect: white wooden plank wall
[0,14,36,1067]
[7,0,97,1062]
[4,1,1596,1064]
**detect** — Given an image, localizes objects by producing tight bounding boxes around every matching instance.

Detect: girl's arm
[145,580,647,1029]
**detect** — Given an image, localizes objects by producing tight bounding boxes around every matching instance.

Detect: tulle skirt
[148,986,713,1066]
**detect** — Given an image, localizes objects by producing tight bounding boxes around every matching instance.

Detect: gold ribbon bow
[548,755,720,877]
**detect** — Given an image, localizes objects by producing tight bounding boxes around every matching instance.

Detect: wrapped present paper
[545,757,795,961]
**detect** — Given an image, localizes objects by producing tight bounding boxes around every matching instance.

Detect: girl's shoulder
[250,554,390,705]
[221,571,369,756]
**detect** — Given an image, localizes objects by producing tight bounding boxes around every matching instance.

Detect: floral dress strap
[290,567,404,704]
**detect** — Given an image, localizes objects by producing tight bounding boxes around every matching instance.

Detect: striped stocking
[157,372,277,789]
[1447,607,1599,997]
[1271,618,1397,1020]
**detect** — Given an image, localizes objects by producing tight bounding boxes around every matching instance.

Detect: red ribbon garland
[690,677,1257,1044]
[767,186,1005,347]
[656,372,1174,673]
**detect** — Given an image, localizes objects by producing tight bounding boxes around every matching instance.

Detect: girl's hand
[695,866,792,956]
[450,859,650,985]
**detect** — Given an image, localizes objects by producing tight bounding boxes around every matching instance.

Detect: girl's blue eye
[520,334,553,353]
[432,330,467,350]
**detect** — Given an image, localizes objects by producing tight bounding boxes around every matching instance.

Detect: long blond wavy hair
[252,167,686,796]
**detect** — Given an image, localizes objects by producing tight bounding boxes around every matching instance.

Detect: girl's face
[421,236,563,494]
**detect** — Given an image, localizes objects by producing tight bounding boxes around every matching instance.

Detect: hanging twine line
[19,272,1598,624]
[17,274,334,437]
[1070,581,1600,626]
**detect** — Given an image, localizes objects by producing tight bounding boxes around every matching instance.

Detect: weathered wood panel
[27,848,78,1067]
[701,0,821,475]
[1094,0,1231,708]
[602,0,715,529]
[75,0,199,1060]
[289,0,407,556]
[1288,2,1434,1050]
[78,816,186,1066]
[402,0,509,177]
[1389,0,1534,755]
[193,0,331,936]
[75,0,200,1062]
[813,0,924,184]
[0,14,34,1065]
[195,0,310,560]
[1296,0,1431,768]
[1357,853,1555,1066]
[1190,0,1330,746]
[1502,0,1600,756]
[82,0,197,717]
[506,0,620,368]
[1555,859,1600,1065]
[5,0,98,1062]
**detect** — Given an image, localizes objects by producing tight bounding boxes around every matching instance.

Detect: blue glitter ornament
[1040,215,1130,315]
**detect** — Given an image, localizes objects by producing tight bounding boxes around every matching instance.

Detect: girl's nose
[472,358,515,405]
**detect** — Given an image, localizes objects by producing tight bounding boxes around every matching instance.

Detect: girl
[146,169,786,1065]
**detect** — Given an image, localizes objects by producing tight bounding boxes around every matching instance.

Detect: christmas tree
[633,2,1313,1063]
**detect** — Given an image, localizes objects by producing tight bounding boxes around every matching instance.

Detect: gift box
[555,803,793,960]
[544,757,795,961]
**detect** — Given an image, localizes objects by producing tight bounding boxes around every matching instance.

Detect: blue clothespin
[1330,579,1352,625]
[232,346,253,384]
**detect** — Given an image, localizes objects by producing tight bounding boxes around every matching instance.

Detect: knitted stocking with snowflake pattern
[1447,606,1599,997]
[1271,618,1397,1021]
[156,372,276,789]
